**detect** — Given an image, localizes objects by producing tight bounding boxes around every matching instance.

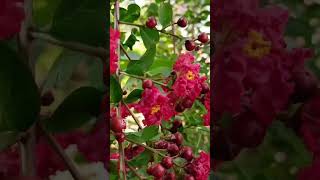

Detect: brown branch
[38,123,83,180]
[29,31,107,59]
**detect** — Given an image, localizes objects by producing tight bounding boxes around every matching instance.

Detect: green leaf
[158,3,173,27]
[0,131,19,150]
[124,32,139,50]
[110,75,123,103]
[44,87,103,132]
[147,3,158,17]
[43,50,87,90]
[124,89,143,103]
[33,0,62,28]
[126,46,156,75]
[50,0,107,46]
[140,27,160,48]
[0,44,40,132]
[141,126,159,142]
[120,4,140,23]
[128,150,152,167]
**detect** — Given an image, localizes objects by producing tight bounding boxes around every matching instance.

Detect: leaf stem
[38,122,83,180]
[126,138,183,168]
[120,71,170,88]
[120,44,132,61]
[126,161,146,180]
[29,31,107,59]
[122,101,143,130]
[119,21,183,40]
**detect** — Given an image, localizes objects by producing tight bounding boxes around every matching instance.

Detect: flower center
[150,105,161,115]
[243,30,271,59]
[186,71,195,80]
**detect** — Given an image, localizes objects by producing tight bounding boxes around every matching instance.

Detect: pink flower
[185,151,210,180]
[135,87,175,126]
[110,27,120,74]
[0,0,25,39]
[172,53,206,103]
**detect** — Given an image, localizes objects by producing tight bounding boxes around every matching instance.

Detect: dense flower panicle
[172,53,207,103]
[135,87,175,126]
[185,151,210,180]
[0,0,25,39]
[110,27,120,74]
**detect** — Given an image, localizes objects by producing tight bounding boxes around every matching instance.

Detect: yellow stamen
[243,30,271,59]
[186,71,195,80]
[151,105,161,115]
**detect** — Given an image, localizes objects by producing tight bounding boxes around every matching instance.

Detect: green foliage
[43,87,103,132]
[216,121,312,180]
[50,0,107,46]
[0,44,40,132]
[158,3,173,27]
[110,75,123,103]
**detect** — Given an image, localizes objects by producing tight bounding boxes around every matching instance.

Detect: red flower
[185,151,210,180]
[110,27,120,74]
[0,0,25,39]
[135,87,175,126]
[172,53,206,103]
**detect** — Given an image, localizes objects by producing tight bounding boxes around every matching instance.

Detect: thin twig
[126,138,183,168]
[120,71,170,88]
[122,101,143,130]
[119,21,183,39]
[29,31,107,59]
[38,123,83,180]
[126,161,145,180]
[120,44,132,61]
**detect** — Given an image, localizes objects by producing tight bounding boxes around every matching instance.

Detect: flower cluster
[134,53,209,126]
[110,27,119,74]
[0,0,25,40]
[213,0,316,152]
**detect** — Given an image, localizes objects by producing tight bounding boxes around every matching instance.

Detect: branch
[38,123,83,180]
[120,71,170,88]
[126,138,183,168]
[29,31,107,59]
[119,21,183,40]
[122,101,143,130]
[126,161,145,180]
[120,44,132,61]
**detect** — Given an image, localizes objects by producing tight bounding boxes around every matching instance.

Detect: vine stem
[118,21,183,40]
[119,71,170,88]
[126,138,183,168]
[29,31,107,59]
[122,101,143,130]
[37,122,83,180]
